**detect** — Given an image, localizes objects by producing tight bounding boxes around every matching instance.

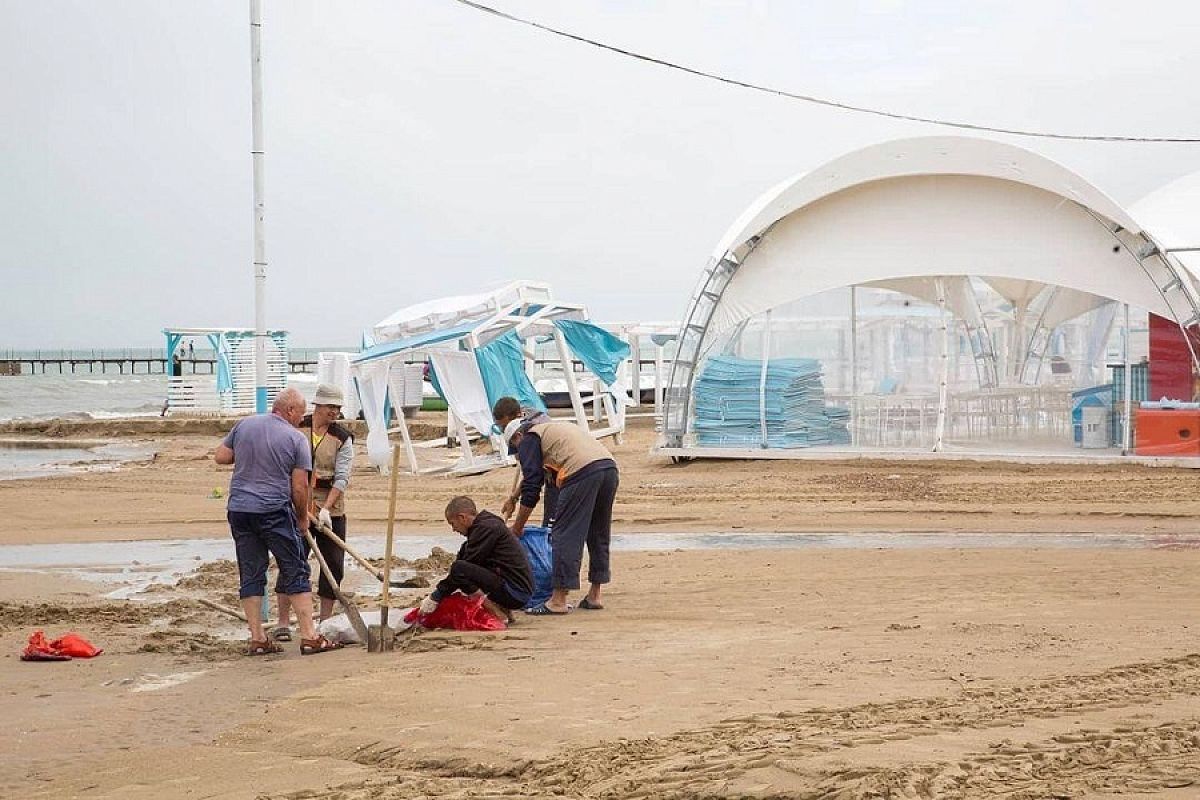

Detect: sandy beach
[3,416,1199,799]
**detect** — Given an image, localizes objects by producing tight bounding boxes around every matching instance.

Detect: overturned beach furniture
[161,327,289,415]
[351,281,631,475]
[599,322,679,419]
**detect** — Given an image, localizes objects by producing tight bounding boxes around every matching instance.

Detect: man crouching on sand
[418,496,534,624]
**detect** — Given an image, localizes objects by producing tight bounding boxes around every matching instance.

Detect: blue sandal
[525,603,571,616]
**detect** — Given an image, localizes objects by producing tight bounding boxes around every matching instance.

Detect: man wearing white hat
[275,383,355,636]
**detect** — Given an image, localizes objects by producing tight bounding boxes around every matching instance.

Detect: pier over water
[1,349,321,376]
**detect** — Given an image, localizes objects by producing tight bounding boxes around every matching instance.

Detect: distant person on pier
[214,386,343,656]
[186,340,195,361]
[171,351,182,377]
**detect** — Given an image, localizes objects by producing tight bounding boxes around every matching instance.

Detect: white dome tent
[658,137,1200,462]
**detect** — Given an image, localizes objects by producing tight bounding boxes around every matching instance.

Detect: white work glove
[317,507,333,530]
[419,595,439,615]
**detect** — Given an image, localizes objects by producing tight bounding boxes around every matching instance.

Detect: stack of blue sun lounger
[693,355,850,447]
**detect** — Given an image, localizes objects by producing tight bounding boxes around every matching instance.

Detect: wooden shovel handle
[380,444,401,627]
[312,520,385,582]
[302,525,369,643]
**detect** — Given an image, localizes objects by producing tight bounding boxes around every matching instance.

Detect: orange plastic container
[1134,408,1200,456]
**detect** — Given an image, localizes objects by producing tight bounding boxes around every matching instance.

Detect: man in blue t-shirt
[214,387,342,656]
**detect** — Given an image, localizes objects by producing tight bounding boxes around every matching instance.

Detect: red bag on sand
[49,633,103,658]
[21,631,72,662]
[403,594,507,632]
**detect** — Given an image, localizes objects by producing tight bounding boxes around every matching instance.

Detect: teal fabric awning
[475,330,545,412]
[552,319,630,386]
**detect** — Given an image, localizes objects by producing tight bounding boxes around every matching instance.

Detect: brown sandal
[247,638,283,656]
[300,635,344,656]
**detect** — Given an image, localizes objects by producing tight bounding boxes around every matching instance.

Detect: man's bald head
[272,387,306,425]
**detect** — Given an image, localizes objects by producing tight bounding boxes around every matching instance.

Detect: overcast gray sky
[3,0,1199,348]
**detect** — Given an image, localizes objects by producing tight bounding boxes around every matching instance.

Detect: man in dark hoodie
[419,496,533,624]
[492,397,558,528]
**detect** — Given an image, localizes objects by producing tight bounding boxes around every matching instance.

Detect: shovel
[311,519,409,587]
[302,524,369,645]
[369,445,401,653]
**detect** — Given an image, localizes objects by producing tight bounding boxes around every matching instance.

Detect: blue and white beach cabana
[162,327,288,415]
[351,281,631,475]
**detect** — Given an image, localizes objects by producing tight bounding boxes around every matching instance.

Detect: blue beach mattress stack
[693,355,851,448]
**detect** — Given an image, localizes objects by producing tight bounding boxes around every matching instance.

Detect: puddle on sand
[0,438,156,481]
[1,531,1197,597]
[0,535,460,598]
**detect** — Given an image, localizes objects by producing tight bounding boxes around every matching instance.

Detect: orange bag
[21,630,71,661]
[49,633,103,658]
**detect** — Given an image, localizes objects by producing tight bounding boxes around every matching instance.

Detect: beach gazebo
[351,281,631,475]
[657,137,1200,462]
[161,327,289,415]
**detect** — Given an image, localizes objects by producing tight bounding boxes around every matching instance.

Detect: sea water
[0,373,168,422]
[0,360,326,479]
[0,372,319,421]
[0,347,342,422]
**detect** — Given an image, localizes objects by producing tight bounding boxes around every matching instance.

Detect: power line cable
[450,0,1200,144]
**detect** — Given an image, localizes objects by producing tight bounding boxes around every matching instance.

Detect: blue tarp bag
[520,525,553,610]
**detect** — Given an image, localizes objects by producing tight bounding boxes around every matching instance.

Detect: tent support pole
[553,329,589,430]
[1122,303,1132,455]
[758,310,772,449]
[600,391,624,445]
[449,409,475,465]
[654,344,664,418]
[934,279,949,451]
[395,410,419,475]
[628,331,641,408]
[850,286,858,445]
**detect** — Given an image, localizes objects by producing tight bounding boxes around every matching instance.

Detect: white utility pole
[250,0,268,412]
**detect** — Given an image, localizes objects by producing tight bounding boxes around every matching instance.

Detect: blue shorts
[227,508,312,598]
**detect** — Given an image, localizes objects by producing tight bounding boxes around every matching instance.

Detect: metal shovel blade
[368,604,395,652]
[366,622,394,652]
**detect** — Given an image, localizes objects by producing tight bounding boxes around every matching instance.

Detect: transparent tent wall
[687,283,1149,454]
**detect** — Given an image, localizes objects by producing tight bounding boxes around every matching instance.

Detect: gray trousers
[550,465,618,591]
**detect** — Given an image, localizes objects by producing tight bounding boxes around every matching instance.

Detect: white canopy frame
[351,281,626,476]
[600,321,680,419]
[161,326,288,416]
[660,137,1200,458]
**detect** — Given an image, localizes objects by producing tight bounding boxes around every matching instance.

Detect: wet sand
[4,414,1200,544]
[3,416,1199,798]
